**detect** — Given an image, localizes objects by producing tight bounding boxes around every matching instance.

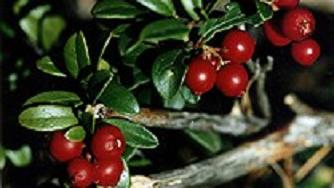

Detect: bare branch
[130,110,334,187]
[105,108,268,136]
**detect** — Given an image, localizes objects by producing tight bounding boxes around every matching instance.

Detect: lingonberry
[67,158,94,188]
[291,38,320,66]
[273,0,299,10]
[221,29,256,64]
[185,56,217,95]
[92,125,126,160]
[263,21,291,47]
[95,159,123,186]
[50,131,84,162]
[216,64,249,97]
[281,8,316,41]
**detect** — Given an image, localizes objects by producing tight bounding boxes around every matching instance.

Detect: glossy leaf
[135,0,176,17]
[247,0,273,27]
[185,129,222,154]
[181,0,202,20]
[5,145,32,167]
[199,2,246,42]
[104,119,159,149]
[123,146,137,161]
[152,49,186,99]
[41,16,66,50]
[181,86,200,104]
[63,31,91,78]
[65,126,86,142]
[92,0,144,19]
[24,91,81,106]
[139,19,190,44]
[19,105,78,132]
[99,81,140,115]
[0,146,5,169]
[36,56,66,77]
[163,90,185,110]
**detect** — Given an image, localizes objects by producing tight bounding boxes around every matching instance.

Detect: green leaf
[65,126,86,142]
[181,0,202,20]
[135,0,176,17]
[19,5,50,44]
[199,2,246,42]
[104,119,159,149]
[185,129,222,154]
[128,67,150,90]
[152,49,186,99]
[63,31,91,78]
[24,91,81,106]
[19,105,78,132]
[115,159,130,188]
[99,81,140,115]
[92,0,145,19]
[41,16,66,51]
[128,158,152,167]
[163,90,185,110]
[5,145,32,167]
[139,19,190,44]
[181,86,200,104]
[36,56,67,77]
[247,0,273,27]
[88,70,114,101]
[0,146,6,169]
[123,146,137,161]
[97,59,111,71]
[13,0,29,15]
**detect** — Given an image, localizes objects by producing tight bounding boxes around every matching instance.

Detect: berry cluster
[186,29,254,97]
[264,0,320,66]
[50,125,125,187]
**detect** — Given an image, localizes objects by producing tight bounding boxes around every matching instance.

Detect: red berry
[273,0,299,9]
[221,30,256,64]
[50,131,84,162]
[95,159,123,186]
[67,158,94,188]
[216,64,249,97]
[92,125,126,160]
[291,38,320,66]
[281,8,316,41]
[263,21,291,47]
[185,56,217,95]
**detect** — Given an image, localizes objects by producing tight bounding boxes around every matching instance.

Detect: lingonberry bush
[3,0,334,187]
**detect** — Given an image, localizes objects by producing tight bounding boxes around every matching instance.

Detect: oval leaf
[19,105,78,131]
[5,145,32,167]
[36,56,66,77]
[0,146,6,169]
[65,126,86,142]
[135,0,176,17]
[63,31,91,78]
[123,146,137,161]
[152,49,186,99]
[24,91,81,106]
[41,16,66,50]
[139,19,190,43]
[92,0,145,19]
[104,119,159,149]
[99,81,139,115]
[181,0,202,20]
[185,129,222,154]
[199,2,246,42]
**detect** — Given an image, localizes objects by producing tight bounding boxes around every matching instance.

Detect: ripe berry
[281,8,316,41]
[263,21,291,47]
[67,158,94,188]
[273,0,299,10]
[291,38,320,66]
[185,56,217,95]
[95,159,123,186]
[221,30,256,64]
[50,131,84,162]
[92,125,126,160]
[216,64,249,97]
